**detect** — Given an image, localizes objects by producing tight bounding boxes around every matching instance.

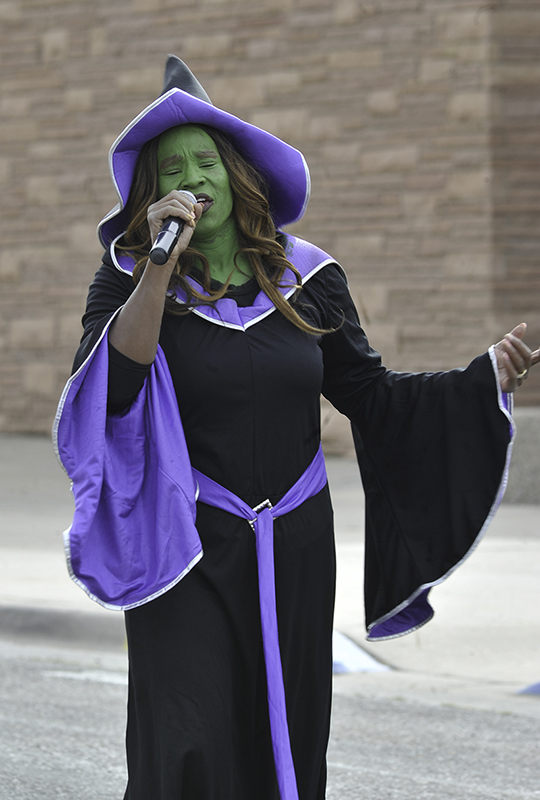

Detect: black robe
[73,252,511,800]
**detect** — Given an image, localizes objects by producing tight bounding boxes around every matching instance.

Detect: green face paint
[157,125,235,244]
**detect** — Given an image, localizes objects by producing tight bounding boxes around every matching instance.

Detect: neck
[192,217,253,285]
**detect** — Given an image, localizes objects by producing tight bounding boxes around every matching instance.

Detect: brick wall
[0,0,538,436]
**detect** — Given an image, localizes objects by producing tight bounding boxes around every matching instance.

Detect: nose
[180,162,205,191]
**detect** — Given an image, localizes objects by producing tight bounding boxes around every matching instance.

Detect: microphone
[149,191,197,265]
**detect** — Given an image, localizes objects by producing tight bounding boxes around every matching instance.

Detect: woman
[55,57,539,800]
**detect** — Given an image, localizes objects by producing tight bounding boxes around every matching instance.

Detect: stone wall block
[100,132,119,155]
[419,59,454,83]
[308,116,341,141]
[444,253,492,277]
[384,235,418,258]
[64,89,94,112]
[0,159,12,184]
[0,121,38,142]
[363,322,399,360]
[10,318,54,349]
[116,68,162,95]
[367,90,399,115]
[445,171,489,199]
[447,92,489,121]
[297,0,332,8]
[22,363,57,397]
[209,76,265,109]
[219,0,286,8]
[401,322,448,341]
[418,237,446,257]
[334,0,359,25]
[132,0,162,10]
[456,43,489,63]
[69,223,102,256]
[437,11,489,41]
[290,10,333,28]
[29,143,62,160]
[335,235,383,259]
[353,283,388,321]
[492,65,540,87]
[492,11,540,37]
[0,2,21,21]
[58,314,83,348]
[263,0,294,10]
[57,172,89,197]
[89,27,107,57]
[26,176,60,207]
[321,143,359,163]
[0,251,21,282]
[328,49,382,69]
[302,67,327,86]
[402,193,436,219]
[182,34,233,59]
[361,146,419,173]
[41,29,69,62]
[249,109,308,143]
[246,39,280,60]
[0,97,31,116]
[264,71,302,97]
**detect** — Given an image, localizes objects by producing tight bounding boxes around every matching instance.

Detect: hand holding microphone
[148,190,198,266]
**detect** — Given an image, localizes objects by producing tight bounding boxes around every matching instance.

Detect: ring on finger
[517,369,529,379]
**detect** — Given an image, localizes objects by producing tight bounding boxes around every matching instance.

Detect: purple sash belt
[193,445,327,800]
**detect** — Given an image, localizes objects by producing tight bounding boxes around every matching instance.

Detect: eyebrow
[159,150,219,171]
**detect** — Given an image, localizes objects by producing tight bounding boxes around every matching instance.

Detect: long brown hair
[118,124,331,335]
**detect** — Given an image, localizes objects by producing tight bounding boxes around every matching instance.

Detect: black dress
[74,253,510,800]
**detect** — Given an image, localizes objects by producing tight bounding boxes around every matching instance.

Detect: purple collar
[110,233,338,330]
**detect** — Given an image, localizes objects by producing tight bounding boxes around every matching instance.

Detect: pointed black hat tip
[161,54,213,105]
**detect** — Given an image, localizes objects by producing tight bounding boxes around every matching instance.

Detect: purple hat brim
[98,89,311,247]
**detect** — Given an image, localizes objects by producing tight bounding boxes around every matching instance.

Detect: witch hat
[98,55,311,259]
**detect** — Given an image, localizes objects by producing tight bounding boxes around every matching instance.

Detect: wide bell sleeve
[53,258,202,610]
[318,265,514,641]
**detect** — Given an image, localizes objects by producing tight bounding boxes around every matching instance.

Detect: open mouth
[195,193,214,214]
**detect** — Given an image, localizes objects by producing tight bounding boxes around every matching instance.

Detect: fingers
[192,200,203,221]
[144,192,205,270]
[508,322,527,340]
[148,191,198,238]
[500,324,532,375]
[499,339,529,375]
[164,189,198,209]
[494,323,540,391]
[527,345,540,366]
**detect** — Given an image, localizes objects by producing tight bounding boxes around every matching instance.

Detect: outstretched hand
[493,323,540,392]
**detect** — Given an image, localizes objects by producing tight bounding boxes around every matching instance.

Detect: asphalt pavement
[1,432,540,799]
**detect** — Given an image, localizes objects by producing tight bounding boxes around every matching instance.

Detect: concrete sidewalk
[1,433,539,718]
